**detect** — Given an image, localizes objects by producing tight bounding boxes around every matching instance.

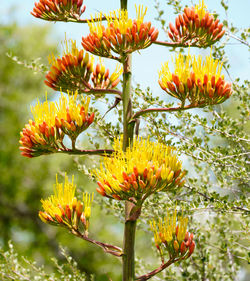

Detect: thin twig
[83,88,122,96]
[136,258,182,281]
[226,32,250,47]
[71,228,123,257]
[57,148,114,156]
[184,184,250,213]
[153,40,202,48]
[132,104,200,120]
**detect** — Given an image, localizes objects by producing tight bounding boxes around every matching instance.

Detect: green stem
[123,219,136,281]
[120,2,137,280]
[122,54,136,281]
[120,0,128,10]
[122,55,133,151]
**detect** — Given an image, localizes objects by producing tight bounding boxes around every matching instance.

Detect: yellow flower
[39,173,93,232]
[94,137,186,203]
[19,92,94,158]
[159,51,232,106]
[150,210,195,259]
[31,0,86,22]
[40,174,76,220]
[82,5,159,59]
[168,0,225,47]
[91,58,123,89]
[45,40,122,92]
[195,0,207,20]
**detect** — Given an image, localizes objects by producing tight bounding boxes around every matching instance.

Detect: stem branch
[132,104,201,120]
[58,148,114,156]
[72,229,123,257]
[136,258,181,281]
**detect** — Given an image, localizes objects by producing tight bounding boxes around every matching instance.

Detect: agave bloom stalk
[94,137,186,204]
[19,92,94,158]
[150,210,195,260]
[159,51,232,107]
[39,173,93,233]
[168,0,225,47]
[31,0,86,22]
[82,5,159,60]
[45,41,122,93]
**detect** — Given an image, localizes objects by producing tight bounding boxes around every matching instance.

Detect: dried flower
[45,40,122,92]
[19,92,94,158]
[159,51,232,106]
[39,173,93,233]
[82,5,159,59]
[94,137,186,204]
[31,0,86,22]
[150,210,195,260]
[168,0,225,47]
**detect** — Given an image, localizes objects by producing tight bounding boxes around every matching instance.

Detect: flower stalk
[120,0,137,279]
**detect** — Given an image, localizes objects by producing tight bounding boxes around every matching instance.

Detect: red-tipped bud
[169,22,178,36]
[150,29,159,41]
[172,74,180,87]
[133,167,139,178]
[123,171,129,181]
[88,112,95,125]
[174,240,179,252]
[188,240,195,256]
[80,212,86,225]
[203,74,208,85]
[187,78,193,89]
[76,201,83,218]
[65,205,71,221]
[143,168,148,179]
[55,214,63,224]
[180,241,186,254]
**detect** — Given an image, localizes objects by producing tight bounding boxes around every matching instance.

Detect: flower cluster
[159,51,232,106]
[45,41,122,93]
[168,0,225,47]
[39,174,93,233]
[91,60,122,90]
[94,137,186,204]
[82,5,159,59]
[31,0,86,22]
[150,210,195,260]
[19,92,94,158]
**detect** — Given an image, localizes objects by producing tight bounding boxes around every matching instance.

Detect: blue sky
[1,0,249,93]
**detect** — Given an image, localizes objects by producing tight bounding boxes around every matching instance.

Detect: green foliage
[0,243,90,281]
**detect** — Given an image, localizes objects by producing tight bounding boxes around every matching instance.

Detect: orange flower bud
[150,29,159,41]
[203,74,208,85]
[143,168,148,179]
[55,214,63,224]
[65,204,71,220]
[139,180,146,189]
[133,167,139,178]
[188,240,195,256]
[76,201,83,218]
[174,240,179,252]
[180,241,187,254]
[187,78,193,89]
[168,31,174,40]
[172,73,180,87]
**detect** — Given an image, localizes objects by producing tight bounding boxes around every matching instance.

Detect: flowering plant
[18,0,238,279]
